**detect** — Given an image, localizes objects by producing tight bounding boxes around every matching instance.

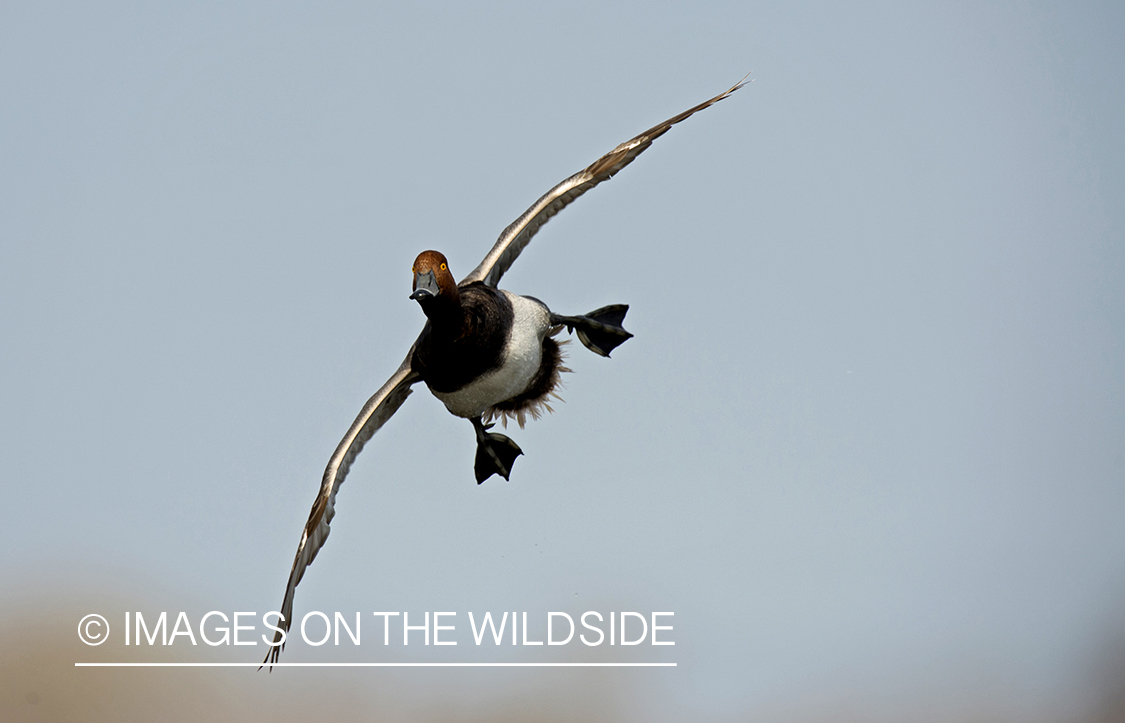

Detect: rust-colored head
[410,250,458,305]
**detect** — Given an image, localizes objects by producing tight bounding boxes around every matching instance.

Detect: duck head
[410,250,460,318]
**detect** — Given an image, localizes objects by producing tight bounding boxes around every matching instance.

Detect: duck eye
[440,263,447,271]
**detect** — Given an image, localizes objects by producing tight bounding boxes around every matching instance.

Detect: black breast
[410,283,512,394]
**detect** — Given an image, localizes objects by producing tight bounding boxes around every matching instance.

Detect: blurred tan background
[4,584,1123,722]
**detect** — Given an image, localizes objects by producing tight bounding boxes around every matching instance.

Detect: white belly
[431,292,550,418]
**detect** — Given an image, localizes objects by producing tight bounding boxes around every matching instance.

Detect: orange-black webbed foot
[471,417,523,483]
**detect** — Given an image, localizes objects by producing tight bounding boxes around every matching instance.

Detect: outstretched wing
[460,75,750,289]
[264,355,421,667]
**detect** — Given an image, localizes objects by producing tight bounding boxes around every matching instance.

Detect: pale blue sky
[2,2,1123,720]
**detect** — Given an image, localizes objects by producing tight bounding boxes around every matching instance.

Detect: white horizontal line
[75,662,676,668]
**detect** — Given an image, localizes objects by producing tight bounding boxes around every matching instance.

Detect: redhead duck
[264,77,748,666]
[409,248,634,483]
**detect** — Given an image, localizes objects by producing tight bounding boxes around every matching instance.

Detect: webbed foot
[551,304,633,357]
[472,417,523,483]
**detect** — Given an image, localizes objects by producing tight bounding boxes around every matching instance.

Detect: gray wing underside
[460,75,750,289]
[264,354,420,666]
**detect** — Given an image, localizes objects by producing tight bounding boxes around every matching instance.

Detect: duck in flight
[264,77,748,666]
